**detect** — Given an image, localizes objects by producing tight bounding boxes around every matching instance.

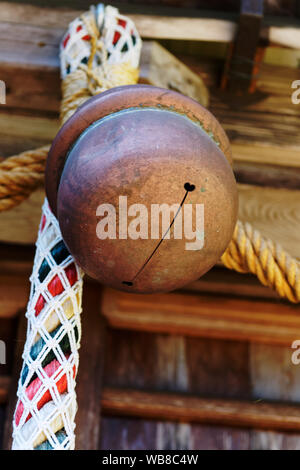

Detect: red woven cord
[35,263,78,317]
[15,356,76,426]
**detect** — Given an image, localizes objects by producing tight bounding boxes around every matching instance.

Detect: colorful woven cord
[12,4,141,450]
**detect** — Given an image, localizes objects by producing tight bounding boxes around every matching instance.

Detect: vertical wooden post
[75,283,107,450]
[221,0,264,93]
[2,311,26,450]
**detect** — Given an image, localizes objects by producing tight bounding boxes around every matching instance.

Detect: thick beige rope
[221,220,300,303]
[0,146,49,211]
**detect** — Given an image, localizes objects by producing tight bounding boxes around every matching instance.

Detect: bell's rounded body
[46,85,238,293]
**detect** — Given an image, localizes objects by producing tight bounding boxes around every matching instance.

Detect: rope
[221,220,300,303]
[0,146,49,211]
[12,4,141,450]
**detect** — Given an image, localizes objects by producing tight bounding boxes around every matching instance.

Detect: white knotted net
[12,4,141,450]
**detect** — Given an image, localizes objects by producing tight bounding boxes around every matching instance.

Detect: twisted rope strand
[221,220,300,303]
[0,146,49,211]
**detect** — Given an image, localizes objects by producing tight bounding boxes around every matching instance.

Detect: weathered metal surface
[46,85,238,293]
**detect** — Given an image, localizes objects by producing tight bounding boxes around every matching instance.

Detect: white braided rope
[60,4,141,79]
[12,200,83,450]
[12,4,141,450]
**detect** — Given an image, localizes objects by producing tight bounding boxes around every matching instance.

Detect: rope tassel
[11,4,141,450]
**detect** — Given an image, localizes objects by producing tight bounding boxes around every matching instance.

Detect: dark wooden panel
[0,318,18,376]
[0,405,6,450]
[100,416,157,450]
[100,416,251,450]
[185,336,251,399]
[2,312,27,450]
[190,422,250,450]
[104,330,250,399]
[75,283,106,450]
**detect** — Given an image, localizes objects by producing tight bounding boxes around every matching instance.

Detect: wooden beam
[101,387,300,432]
[185,266,280,300]
[1,2,300,49]
[101,288,300,346]
[140,41,209,107]
[222,0,264,93]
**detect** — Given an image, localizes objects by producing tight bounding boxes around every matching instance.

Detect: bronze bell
[46,85,238,293]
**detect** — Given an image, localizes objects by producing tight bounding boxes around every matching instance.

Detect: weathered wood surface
[0,376,10,405]
[1,2,300,47]
[75,282,106,450]
[250,343,300,403]
[2,312,26,450]
[0,275,29,319]
[0,7,299,169]
[100,416,251,450]
[100,416,300,450]
[104,330,251,399]
[101,288,300,346]
[101,387,300,432]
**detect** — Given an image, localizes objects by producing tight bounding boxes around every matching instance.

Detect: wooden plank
[140,41,209,107]
[251,430,300,450]
[0,189,44,244]
[233,162,300,190]
[0,275,29,319]
[222,0,264,93]
[1,2,300,48]
[75,282,106,450]
[0,35,208,114]
[0,318,19,375]
[104,330,251,399]
[101,387,300,432]
[250,343,300,403]
[0,376,10,405]
[186,266,281,300]
[100,416,158,450]
[2,312,27,450]
[101,288,300,346]
[100,416,251,450]
[237,184,300,260]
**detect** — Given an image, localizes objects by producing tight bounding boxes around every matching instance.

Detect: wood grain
[101,288,300,346]
[237,184,300,260]
[75,282,106,450]
[250,343,300,404]
[0,275,29,319]
[100,416,251,450]
[101,387,300,432]
[104,330,251,399]
[2,312,27,450]
[140,41,209,107]
[0,376,10,405]
[1,2,300,48]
